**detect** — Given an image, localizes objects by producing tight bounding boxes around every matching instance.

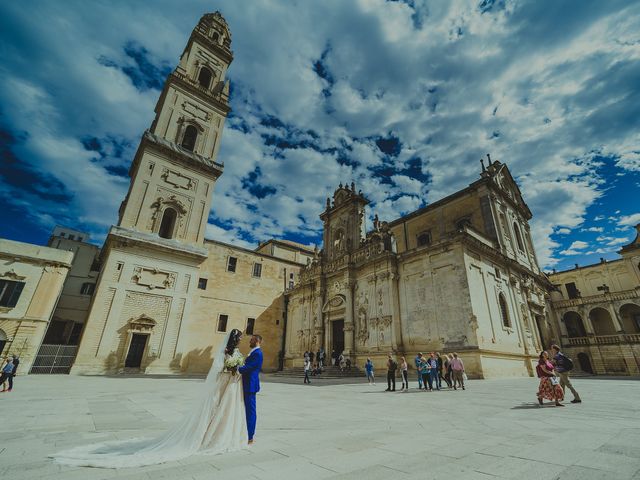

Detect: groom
[238,334,263,444]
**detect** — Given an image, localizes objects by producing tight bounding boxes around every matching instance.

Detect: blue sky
[0,0,639,271]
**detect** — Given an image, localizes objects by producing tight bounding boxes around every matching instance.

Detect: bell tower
[320,183,369,260]
[118,12,232,244]
[72,13,233,375]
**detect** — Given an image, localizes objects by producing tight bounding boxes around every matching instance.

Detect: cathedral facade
[284,161,555,378]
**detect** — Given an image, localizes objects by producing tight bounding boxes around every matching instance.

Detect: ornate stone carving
[128,314,156,333]
[161,168,196,191]
[131,267,176,290]
[0,269,26,281]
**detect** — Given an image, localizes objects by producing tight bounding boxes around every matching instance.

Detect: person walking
[415,352,424,389]
[385,354,397,391]
[339,353,346,372]
[536,351,564,407]
[303,357,311,384]
[365,358,375,385]
[551,344,581,403]
[0,357,13,392]
[450,353,465,390]
[400,356,409,391]
[319,348,325,368]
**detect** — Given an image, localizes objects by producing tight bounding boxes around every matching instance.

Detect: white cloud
[618,213,640,226]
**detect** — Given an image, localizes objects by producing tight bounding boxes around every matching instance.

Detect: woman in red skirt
[536,351,564,407]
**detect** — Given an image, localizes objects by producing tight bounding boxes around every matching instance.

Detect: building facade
[284,160,554,378]
[548,226,640,375]
[0,239,73,373]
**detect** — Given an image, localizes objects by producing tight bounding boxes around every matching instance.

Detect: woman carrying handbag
[536,351,564,407]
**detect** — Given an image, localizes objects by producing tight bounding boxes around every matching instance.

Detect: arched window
[498,293,511,328]
[212,31,220,43]
[513,222,525,252]
[159,208,177,239]
[197,67,212,89]
[181,125,198,152]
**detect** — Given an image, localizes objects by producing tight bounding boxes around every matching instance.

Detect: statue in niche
[333,229,345,252]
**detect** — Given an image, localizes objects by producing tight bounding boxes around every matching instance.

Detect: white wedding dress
[52,336,248,468]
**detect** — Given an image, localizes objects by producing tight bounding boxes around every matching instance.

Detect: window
[80,283,95,295]
[197,67,213,89]
[417,231,431,247]
[212,31,220,43]
[246,318,255,335]
[217,314,228,333]
[227,256,237,272]
[60,232,66,237]
[565,282,580,299]
[494,267,501,280]
[252,263,262,278]
[181,125,198,152]
[0,280,25,308]
[498,293,510,328]
[198,278,208,290]
[69,235,76,241]
[159,208,177,239]
[513,222,525,252]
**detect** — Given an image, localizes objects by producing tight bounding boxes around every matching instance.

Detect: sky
[0,0,639,272]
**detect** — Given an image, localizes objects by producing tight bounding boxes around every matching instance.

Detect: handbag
[550,376,560,386]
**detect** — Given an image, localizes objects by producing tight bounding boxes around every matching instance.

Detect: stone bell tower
[320,183,369,260]
[72,13,233,374]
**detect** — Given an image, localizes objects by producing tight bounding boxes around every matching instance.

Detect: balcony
[566,334,640,346]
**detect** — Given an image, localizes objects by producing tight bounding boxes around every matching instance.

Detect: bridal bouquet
[224,349,245,373]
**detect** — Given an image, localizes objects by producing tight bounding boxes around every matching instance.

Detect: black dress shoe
[571,399,582,403]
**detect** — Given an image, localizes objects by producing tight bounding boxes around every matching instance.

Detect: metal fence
[30,344,78,374]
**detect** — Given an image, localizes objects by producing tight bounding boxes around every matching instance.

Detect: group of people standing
[0,355,19,392]
[363,352,466,392]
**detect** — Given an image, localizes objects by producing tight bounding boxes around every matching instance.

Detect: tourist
[7,354,18,392]
[345,357,352,371]
[365,357,375,385]
[319,348,325,368]
[385,353,397,391]
[415,352,424,389]
[419,354,430,391]
[551,344,581,404]
[536,351,564,407]
[311,362,321,376]
[450,353,465,390]
[339,353,346,372]
[436,352,449,388]
[400,356,409,391]
[428,353,440,391]
[303,357,311,384]
[0,357,13,392]
[446,353,454,387]
[304,350,310,363]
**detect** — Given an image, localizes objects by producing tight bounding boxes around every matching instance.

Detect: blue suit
[239,347,263,440]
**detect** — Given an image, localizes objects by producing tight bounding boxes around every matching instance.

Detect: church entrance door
[332,319,345,357]
[125,334,148,368]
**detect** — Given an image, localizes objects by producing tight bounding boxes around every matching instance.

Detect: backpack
[562,354,574,371]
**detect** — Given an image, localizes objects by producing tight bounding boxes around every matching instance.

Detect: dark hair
[253,334,262,342]
[551,344,560,351]
[538,351,547,364]
[226,329,243,355]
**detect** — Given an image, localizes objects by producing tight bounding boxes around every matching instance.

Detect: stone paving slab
[1,375,640,479]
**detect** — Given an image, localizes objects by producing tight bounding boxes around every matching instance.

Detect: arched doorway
[619,303,640,333]
[577,352,594,374]
[563,311,586,337]
[589,307,616,335]
[0,328,6,356]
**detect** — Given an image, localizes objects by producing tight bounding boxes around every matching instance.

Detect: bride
[52,329,248,468]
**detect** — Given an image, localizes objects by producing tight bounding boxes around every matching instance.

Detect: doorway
[577,352,594,374]
[332,319,344,359]
[125,334,148,368]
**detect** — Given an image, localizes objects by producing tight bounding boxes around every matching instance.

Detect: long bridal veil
[53,332,241,468]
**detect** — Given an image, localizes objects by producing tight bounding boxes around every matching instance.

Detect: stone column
[607,302,624,333]
[390,271,403,353]
[344,279,355,355]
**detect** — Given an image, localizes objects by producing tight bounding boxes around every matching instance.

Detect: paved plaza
[1,375,640,480]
